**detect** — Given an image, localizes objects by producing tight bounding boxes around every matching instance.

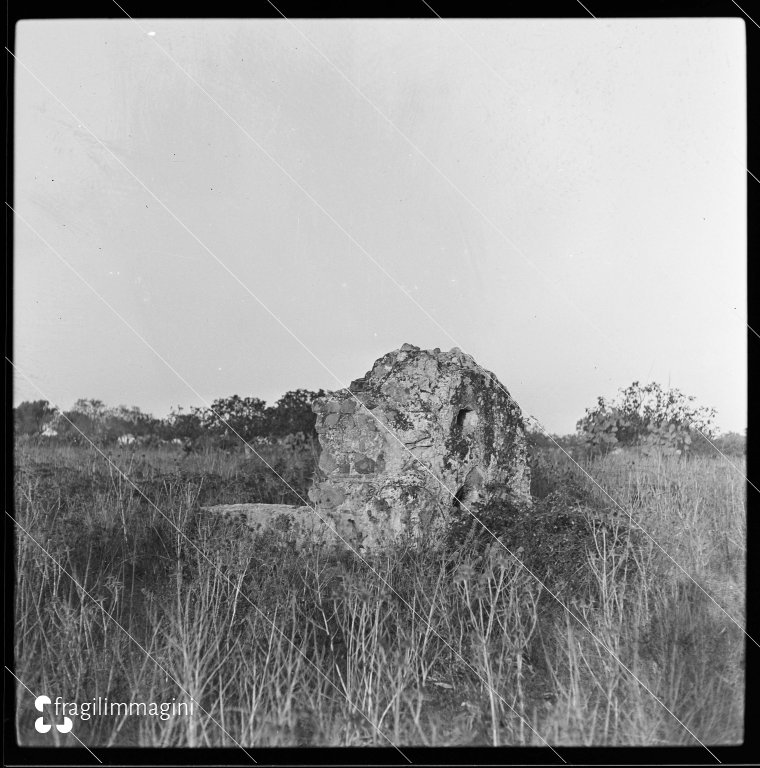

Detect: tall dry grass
[13,439,745,747]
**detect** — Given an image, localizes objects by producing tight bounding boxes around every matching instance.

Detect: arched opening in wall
[456,408,479,435]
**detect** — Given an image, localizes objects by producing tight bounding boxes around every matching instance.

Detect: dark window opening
[455,407,479,434]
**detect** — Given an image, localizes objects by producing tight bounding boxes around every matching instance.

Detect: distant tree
[14,400,55,435]
[46,399,103,443]
[265,389,326,439]
[56,409,98,444]
[161,406,205,442]
[103,405,160,443]
[200,395,268,444]
[577,381,718,456]
[72,398,107,419]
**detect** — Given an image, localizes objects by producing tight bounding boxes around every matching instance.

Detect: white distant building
[118,434,136,446]
[41,424,58,438]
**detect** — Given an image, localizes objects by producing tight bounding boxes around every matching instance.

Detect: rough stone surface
[203,344,531,550]
[308,344,531,549]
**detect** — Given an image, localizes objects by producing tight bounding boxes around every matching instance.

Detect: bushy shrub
[13,400,55,436]
[445,465,620,604]
[576,381,717,457]
[198,395,268,442]
[265,389,326,439]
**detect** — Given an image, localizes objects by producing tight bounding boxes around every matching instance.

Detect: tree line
[14,380,745,457]
[13,389,326,448]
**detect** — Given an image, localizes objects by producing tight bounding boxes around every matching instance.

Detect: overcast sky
[13,18,746,435]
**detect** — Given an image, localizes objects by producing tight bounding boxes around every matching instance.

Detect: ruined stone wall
[308,344,530,549]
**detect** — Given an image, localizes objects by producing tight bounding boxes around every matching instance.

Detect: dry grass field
[13,438,745,748]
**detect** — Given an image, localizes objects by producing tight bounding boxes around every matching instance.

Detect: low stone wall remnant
[203,344,531,550]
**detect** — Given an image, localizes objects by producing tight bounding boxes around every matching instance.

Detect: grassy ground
[13,438,745,748]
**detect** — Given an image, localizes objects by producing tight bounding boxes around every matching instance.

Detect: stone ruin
[203,344,531,550]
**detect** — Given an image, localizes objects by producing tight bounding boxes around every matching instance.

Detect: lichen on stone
[311,344,531,549]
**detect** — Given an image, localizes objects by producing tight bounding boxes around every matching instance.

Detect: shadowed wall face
[310,344,531,549]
